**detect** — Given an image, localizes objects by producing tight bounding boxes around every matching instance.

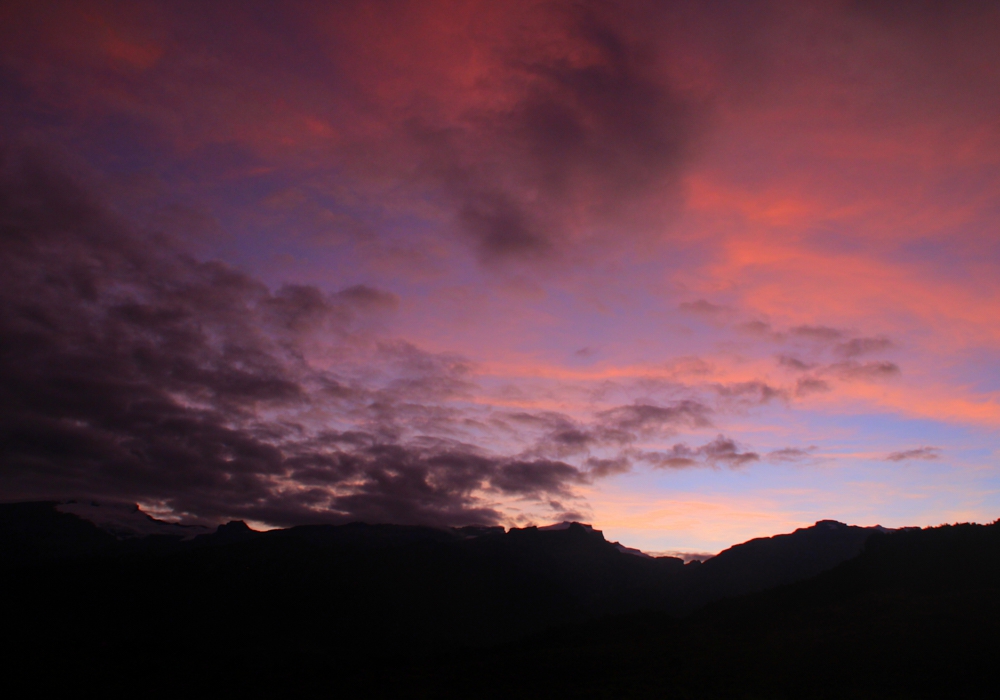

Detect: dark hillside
[404,520,1000,699]
[5,502,976,698]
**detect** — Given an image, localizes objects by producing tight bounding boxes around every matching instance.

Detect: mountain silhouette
[0,502,881,624]
[3,501,996,698]
[661,518,888,613]
[441,520,1000,699]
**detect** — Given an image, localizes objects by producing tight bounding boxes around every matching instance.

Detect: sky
[2,0,999,554]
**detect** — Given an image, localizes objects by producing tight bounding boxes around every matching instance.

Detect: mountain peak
[56,500,211,539]
[537,521,598,533]
[207,519,258,544]
[813,519,849,530]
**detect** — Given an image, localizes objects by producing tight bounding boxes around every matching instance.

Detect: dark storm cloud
[0,0,708,271]
[639,434,759,469]
[885,446,941,462]
[0,149,588,527]
[419,4,699,262]
[490,458,587,495]
[312,444,587,527]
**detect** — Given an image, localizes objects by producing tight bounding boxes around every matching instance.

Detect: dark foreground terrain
[3,502,999,698]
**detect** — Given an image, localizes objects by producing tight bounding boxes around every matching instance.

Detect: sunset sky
[2,0,999,554]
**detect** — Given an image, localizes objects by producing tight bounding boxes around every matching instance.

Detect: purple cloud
[886,447,941,462]
[0,148,591,527]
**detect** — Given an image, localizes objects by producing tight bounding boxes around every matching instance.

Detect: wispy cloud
[639,435,759,469]
[767,446,819,463]
[679,299,729,316]
[886,447,941,462]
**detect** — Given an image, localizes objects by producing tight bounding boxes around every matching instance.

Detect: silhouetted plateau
[3,502,998,698]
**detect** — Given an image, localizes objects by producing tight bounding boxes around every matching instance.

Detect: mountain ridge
[1,500,892,623]
[5,500,998,697]
[1,498,894,564]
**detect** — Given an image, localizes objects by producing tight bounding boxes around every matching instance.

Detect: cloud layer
[0,150,769,527]
[0,149,603,526]
[2,0,999,545]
